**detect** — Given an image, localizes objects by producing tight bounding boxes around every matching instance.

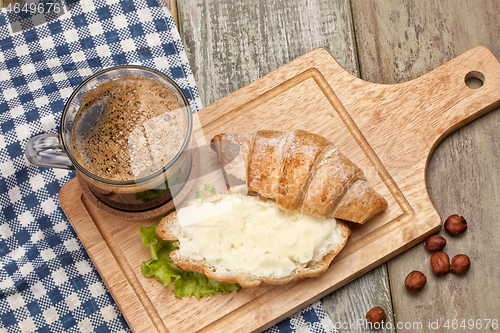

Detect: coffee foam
[71,76,188,181]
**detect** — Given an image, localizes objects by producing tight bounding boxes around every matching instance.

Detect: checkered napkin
[0,0,337,332]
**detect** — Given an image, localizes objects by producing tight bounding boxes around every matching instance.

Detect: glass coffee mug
[26,65,193,212]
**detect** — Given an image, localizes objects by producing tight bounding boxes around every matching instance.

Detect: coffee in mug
[70,75,188,182]
[25,65,193,213]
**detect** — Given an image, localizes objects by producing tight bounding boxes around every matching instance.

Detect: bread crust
[276,129,331,211]
[211,133,252,181]
[300,145,363,217]
[247,130,289,198]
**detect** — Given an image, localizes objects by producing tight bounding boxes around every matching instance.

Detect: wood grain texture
[351,0,500,84]
[177,0,359,107]
[321,265,395,333]
[176,1,398,329]
[351,0,500,330]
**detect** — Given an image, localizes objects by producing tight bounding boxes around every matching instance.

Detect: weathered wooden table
[164,1,500,332]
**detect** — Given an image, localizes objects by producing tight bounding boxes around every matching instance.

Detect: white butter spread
[172,193,345,279]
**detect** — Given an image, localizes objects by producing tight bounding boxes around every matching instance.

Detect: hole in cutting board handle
[465,71,485,89]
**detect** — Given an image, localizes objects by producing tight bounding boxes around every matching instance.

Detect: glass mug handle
[25,134,75,170]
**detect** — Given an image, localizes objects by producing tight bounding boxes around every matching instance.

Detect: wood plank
[176,0,396,329]
[351,0,500,84]
[177,0,359,106]
[351,0,500,329]
[162,0,178,28]
[321,265,394,332]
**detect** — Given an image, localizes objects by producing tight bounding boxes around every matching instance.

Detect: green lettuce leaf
[195,184,217,199]
[140,224,240,299]
[135,168,182,202]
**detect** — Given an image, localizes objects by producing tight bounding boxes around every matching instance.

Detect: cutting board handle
[398,46,500,151]
[343,46,500,167]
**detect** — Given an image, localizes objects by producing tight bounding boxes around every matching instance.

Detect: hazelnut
[404,271,426,292]
[430,252,450,275]
[424,234,446,252]
[451,254,470,275]
[444,215,467,235]
[366,306,387,324]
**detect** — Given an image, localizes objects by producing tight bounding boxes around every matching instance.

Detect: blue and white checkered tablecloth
[0,0,337,332]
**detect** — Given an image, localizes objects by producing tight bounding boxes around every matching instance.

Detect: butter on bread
[156,186,350,288]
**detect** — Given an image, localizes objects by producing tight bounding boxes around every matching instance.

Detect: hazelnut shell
[444,215,467,235]
[430,252,450,275]
[366,306,387,324]
[451,254,470,275]
[424,235,446,252]
[404,271,426,292]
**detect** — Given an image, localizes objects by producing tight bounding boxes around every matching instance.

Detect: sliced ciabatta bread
[156,186,350,288]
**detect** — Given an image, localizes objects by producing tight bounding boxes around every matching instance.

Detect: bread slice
[156,186,350,288]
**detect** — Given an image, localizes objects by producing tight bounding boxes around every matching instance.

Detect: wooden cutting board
[59,46,500,333]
